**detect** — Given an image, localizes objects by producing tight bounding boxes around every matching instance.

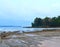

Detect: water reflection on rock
[1,34,42,47]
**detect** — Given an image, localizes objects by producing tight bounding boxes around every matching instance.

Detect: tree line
[32,16,60,27]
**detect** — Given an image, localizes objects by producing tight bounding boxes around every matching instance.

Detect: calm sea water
[0,27,60,32]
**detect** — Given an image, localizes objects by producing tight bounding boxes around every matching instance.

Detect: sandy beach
[0,29,60,47]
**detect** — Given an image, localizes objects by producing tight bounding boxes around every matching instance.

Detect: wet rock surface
[1,33,60,47]
[0,34,42,47]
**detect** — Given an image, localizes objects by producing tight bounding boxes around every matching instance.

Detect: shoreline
[0,29,60,47]
[0,29,60,39]
[24,26,60,28]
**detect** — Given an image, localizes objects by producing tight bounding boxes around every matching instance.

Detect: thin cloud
[0,0,60,26]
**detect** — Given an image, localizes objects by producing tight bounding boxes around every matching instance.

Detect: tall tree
[32,17,42,27]
[43,17,51,27]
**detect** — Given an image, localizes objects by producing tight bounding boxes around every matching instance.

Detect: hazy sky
[0,0,60,26]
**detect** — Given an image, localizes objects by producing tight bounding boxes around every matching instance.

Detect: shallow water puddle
[25,34,38,36]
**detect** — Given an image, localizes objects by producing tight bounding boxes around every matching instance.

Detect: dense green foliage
[32,16,60,27]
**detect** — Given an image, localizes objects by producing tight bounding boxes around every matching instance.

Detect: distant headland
[31,16,60,28]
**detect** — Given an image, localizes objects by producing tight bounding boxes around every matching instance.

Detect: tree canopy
[32,16,60,27]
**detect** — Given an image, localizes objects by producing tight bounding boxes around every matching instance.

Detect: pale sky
[0,0,60,26]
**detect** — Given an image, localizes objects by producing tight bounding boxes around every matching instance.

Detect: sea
[0,27,60,32]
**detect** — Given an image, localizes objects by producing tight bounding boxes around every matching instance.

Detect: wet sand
[40,37,60,47]
[0,30,60,47]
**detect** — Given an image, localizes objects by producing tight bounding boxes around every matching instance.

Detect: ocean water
[0,27,60,32]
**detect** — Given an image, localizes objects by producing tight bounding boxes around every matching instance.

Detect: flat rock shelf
[0,30,60,47]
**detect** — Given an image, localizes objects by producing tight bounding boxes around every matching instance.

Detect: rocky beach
[0,29,60,47]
